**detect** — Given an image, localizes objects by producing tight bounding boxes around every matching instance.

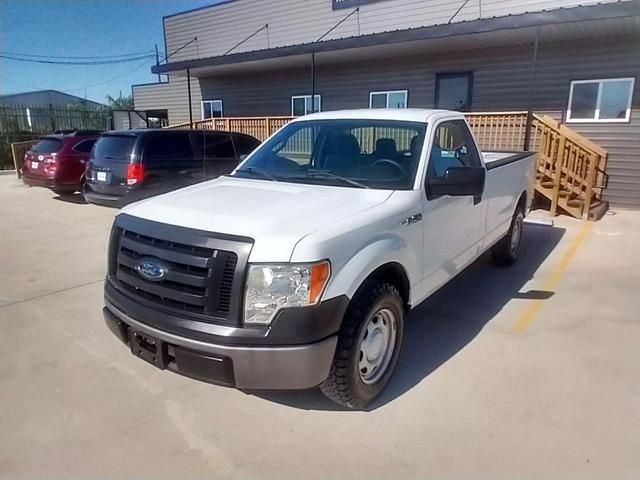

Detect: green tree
[106,93,134,110]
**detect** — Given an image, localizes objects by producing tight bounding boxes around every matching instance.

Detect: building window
[567,78,634,123]
[435,72,473,111]
[201,100,223,119]
[291,95,321,116]
[369,90,408,109]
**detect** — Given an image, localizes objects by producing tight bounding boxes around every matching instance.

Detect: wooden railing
[171,117,293,141]
[169,111,608,220]
[465,111,530,151]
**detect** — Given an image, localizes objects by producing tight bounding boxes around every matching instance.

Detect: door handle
[401,213,422,226]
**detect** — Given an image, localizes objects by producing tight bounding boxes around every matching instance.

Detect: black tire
[320,282,405,409]
[491,206,525,267]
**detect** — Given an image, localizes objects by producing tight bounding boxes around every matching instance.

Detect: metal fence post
[48,103,56,131]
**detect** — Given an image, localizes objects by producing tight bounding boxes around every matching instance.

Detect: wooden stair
[167,111,610,221]
[531,115,609,221]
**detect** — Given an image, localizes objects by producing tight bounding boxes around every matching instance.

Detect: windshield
[91,135,136,165]
[231,119,427,190]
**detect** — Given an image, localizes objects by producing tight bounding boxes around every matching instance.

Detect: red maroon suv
[22,131,102,194]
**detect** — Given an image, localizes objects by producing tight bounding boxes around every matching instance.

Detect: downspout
[311,52,316,111]
[523,26,540,151]
[187,68,193,127]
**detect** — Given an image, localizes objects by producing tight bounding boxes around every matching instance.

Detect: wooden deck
[10,112,606,220]
[171,112,608,220]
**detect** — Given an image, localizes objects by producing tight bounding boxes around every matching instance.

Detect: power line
[0,49,155,60]
[0,58,156,95]
[64,59,156,91]
[0,53,155,65]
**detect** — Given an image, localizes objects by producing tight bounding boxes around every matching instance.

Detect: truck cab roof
[297,108,465,123]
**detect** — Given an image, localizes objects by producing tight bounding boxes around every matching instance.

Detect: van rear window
[32,138,63,153]
[92,136,136,165]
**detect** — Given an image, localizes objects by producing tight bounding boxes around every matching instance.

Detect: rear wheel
[492,206,524,266]
[320,282,404,409]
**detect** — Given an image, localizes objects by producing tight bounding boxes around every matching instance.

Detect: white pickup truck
[103,109,536,408]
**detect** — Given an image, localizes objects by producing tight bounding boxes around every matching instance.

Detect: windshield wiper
[303,171,369,189]
[233,166,277,181]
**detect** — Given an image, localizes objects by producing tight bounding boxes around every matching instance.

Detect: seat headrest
[375,138,397,158]
[330,133,361,157]
[410,135,422,157]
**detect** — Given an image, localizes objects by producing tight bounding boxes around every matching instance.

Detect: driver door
[420,119,487,294]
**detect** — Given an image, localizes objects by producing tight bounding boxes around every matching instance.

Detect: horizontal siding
[569,110,640,209]
[139,35,640,207]
[132,77,202,125]
[163,0,626,62]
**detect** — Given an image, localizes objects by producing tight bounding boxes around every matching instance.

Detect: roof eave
[152,1,640,75]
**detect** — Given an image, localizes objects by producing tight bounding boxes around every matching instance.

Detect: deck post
[550,134,565,217]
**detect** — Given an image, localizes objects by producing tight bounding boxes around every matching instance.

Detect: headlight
[244,261,330,325]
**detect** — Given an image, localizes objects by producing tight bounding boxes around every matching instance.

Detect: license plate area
[129,329,167,369]
[31,161,39,169]
[96,171,107,182]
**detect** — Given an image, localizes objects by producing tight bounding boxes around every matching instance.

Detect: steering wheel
[372,158,407,177]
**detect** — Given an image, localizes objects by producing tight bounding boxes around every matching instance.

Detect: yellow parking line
[512,221,593,334]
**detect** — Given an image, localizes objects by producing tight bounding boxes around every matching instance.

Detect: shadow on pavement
[253,223,565,411]
[52,193,87,205]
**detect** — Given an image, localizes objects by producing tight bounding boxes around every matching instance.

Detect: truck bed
[482,151,536,170]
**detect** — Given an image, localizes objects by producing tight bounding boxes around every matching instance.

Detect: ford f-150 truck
[103,109,536,409]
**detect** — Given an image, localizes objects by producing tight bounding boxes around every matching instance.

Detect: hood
[120,176,393,262]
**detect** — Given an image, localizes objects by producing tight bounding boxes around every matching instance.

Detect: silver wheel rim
[358,308,397,385]
[510,214,523,256]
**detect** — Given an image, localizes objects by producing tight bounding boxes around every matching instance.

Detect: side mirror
[428,166,485,199]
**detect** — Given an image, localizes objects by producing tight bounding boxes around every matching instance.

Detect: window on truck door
[427,119,480,179]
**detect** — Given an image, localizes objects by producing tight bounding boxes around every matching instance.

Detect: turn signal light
[309,261,331,304]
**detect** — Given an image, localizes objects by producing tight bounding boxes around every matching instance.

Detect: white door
[420,119,487,297]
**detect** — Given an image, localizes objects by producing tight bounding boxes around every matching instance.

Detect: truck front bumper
[104,302,339,390]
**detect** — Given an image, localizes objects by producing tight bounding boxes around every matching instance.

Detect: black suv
[84,129,260,207]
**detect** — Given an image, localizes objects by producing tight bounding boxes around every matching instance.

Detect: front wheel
[491,207,524,266]
[320,282,405,409]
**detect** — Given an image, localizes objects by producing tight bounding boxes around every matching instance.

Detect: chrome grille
[110,221,247,324]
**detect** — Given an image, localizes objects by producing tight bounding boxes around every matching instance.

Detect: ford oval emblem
[135,257,168,282]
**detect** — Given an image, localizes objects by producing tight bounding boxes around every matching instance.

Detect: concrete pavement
[1,175,638,479]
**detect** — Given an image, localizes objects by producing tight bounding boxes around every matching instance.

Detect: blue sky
[0,0,218,104]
